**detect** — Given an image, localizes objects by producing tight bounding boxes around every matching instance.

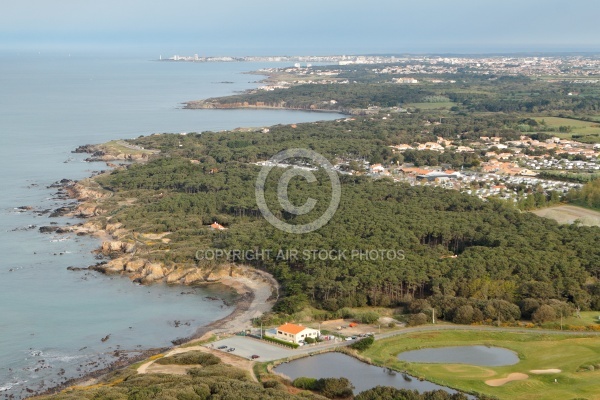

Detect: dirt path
[137,345,258,381]
[136,268,278,380]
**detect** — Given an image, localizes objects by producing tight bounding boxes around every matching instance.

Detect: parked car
[217,345,228,349]
[344,337,353,341]
[226,347,235,352]
[251,354,260,359]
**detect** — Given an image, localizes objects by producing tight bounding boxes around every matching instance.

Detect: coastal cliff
[55,177,277,297]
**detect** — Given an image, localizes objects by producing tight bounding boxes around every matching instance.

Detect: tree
[519,298,540,319]
[407,313,428,326]
[453,305,474,324]
[532,304,557,323]
[358,311,380,324]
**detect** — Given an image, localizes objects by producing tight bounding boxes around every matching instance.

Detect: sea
[0,50,342,399]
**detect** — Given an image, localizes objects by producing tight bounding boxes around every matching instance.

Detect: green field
[552,311,600,328]
[406,101,456,110]
[536,117,600,143]
[363,330,600,400]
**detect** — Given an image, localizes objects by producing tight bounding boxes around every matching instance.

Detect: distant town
[162,54,600,79]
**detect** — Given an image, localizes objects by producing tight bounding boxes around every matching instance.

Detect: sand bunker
[485,373,529,387]
[529,369,561,374]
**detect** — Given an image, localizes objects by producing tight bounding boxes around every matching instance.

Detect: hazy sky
[3,0,599,54]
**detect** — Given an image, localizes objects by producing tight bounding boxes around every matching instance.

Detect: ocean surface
[0,51,341,398]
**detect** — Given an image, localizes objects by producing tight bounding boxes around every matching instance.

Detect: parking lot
[207,336,297,361]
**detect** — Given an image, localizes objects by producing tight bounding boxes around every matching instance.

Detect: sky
[2,0,599,55]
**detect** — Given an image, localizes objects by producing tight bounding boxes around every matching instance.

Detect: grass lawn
[362,330,600,400]
[535,117,600,143]
[553,311,600,327]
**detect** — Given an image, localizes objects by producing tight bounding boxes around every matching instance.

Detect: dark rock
[49,206,75,218]
[39,226,60,233]
[67,266,89,272]
[72,145,99,154]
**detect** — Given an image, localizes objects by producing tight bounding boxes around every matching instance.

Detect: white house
[275,323,320,344]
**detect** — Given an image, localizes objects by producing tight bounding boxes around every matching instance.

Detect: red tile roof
[277,323,306,335]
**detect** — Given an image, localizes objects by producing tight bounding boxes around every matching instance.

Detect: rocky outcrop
[125,259,146,273]
[100,241,135,254]
[87,153,149,162]
[88,255,257,291]
[72,144,101,154]
[140,263,165,284]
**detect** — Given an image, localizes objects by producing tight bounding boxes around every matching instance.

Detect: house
[275,323,320,344]
[389,144,414,152]
[417,142,445,152]
[455,146,474,153]
[210,222,226,230]
[417,171,461,181]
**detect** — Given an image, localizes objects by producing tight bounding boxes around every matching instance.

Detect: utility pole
[260,321,263,339]
[432,308,436,324]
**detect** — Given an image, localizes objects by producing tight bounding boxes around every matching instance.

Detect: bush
[292,377,318,390]
[350,336,374,351]
[453,305,474,324]
[155,351,220,366]
[407,313,428,326]
[263,380,285,390]
[304,337,316,344]
[532,304,557,324]
[519,298,540,319]
[315,377,353,398]
[407,299,431,314]
[262,335,300,349]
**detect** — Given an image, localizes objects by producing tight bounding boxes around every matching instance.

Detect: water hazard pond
[274,352,468,396]
[398,345,519,367]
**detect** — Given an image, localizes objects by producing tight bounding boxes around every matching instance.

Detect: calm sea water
[0,51,341,398]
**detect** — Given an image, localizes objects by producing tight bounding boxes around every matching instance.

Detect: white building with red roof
[276,323,320,344]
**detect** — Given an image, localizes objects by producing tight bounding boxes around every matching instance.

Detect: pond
[398,345,519,367]
[274,352,469,396]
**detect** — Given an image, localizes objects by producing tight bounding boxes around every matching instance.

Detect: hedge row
[262,335,300,349]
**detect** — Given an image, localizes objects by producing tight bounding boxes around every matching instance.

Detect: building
[210,222,226,230]
[275,323,320,344]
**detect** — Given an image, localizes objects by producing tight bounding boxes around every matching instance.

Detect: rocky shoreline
[26,148,279,399]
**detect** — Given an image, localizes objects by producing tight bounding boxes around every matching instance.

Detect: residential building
[275,323,320,344]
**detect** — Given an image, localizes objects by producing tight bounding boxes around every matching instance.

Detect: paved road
[213,324,600,362]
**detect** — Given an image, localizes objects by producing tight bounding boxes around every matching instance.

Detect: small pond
[274,352,470,396]
[398,345,519,367]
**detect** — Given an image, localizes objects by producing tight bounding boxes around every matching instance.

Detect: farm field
[535,116,600,143]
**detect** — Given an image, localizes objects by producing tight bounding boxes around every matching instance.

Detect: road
[273,323,600,359]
